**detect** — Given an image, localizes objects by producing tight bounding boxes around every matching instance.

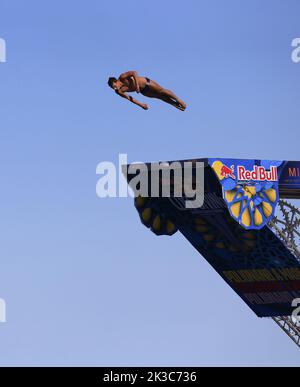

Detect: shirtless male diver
[107,71,186,111]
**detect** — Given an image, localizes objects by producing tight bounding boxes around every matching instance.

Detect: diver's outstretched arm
[116,90,148,110]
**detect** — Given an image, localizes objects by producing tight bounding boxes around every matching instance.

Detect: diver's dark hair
[108,77,117,88]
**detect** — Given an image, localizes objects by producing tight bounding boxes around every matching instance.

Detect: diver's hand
[141,103,148,110]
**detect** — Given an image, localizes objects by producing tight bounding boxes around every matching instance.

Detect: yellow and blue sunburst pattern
[210,159,282,230]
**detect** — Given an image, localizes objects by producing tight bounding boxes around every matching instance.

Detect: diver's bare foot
[174,102,186,111]
[178,100,186,110]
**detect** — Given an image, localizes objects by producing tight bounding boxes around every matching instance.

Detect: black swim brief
[140,77,151,95]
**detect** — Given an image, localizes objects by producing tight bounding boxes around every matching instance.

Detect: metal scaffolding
[269,200,300,348]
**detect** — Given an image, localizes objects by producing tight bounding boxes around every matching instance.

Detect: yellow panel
[231,201,241,218]
[135,196,148,208]
[262,201,273,218]
[241,207,251,227]
[264,188,277,203]
[152,215,161,232]
[225,189,237,203]
[212,160,225,180]
[166,220,175,234]
[141,208,152,222]
[254,209,263,226]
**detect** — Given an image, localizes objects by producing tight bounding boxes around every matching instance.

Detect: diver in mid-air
[107,71,186,111]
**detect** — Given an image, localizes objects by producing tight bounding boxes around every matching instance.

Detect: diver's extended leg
[141,79,186,110]
[158,95,185,111]
[160,89,186,110]
[147,80,186,110]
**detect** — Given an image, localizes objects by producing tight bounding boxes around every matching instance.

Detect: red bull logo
[238,166,278,182]
[220,165,236,179]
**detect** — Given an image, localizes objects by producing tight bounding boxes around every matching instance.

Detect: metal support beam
[272,316,300,348]
[269,200,300,348]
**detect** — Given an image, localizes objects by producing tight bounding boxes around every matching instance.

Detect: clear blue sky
[0,0,300,366]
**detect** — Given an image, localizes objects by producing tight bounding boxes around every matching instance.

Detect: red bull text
[237,166,278,182]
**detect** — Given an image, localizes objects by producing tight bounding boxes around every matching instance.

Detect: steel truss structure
[269,200,300,348]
